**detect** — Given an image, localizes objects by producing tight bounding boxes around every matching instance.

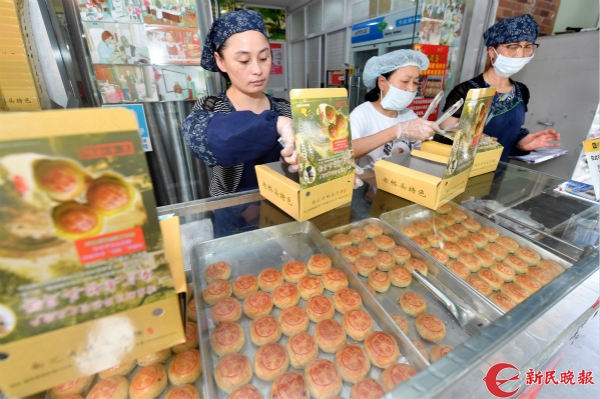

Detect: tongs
[411,270,491,336]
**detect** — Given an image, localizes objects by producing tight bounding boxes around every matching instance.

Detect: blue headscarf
[201,10,268,72]
[483,14,540,47]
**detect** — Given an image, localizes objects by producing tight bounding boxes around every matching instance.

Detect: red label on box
[78,142,135,160]
[332,138,349,151]
[75,227,147,264]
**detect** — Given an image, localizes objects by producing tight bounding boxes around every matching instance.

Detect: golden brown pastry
[473,249,495,268]
[50,376,94,399]
[436,203,453,214]
[412,221,431,234]
[527,267,554,286]
[449,223,469,238]
[277,304,309,335]
[368,270,391,293]
[458,237,477,254]
[87,376,128,399]
[373,235,395,251]
[446,260,471,280]
[539,259,565,277]
[333,288,362,314]
[341,309,373,341]
[364,331,400,368]
[210,322,245,357]
[448,209,468,222]
[307,254,332,275]
[340,245,361,263]
[405,257,428,276]
[137,348,171,367]
[298,276,324,300]
[358,240,379,257]
[250,315,281,346]
[441,241,462,258]
[321,268,349,292]
[306,295,335,323]
[243,291,273,319]
[202,279,232,305]
[485,243,509,261]
[364,283,376,296]
[172,322,199,353]
[206,261,231,283]
[282,261,308,283]
[379,363,417,391]
[400,225,420,238]
[364,223,384,238]
[391,245,411,264]
[99,360,137,379]
[430,344,454,362]
[503,255,529,274]
[304,359,342,399]
[390,313,409,335]
[489,292,518,312]
[286,332,319,369]
[168,349,202,386]
[514,247,541,266]
[425,232,443,248]
[457,253,481,272]
[348,227,368,244]
[187,298,197,322]
[428,248,449,265]
[490,262,516,282]
[389,266,412,287]
[211,297,243,325]
[348,263,358,274]
[355,256,377,277]
[477,269,504,290]
[469,232,489,248]
[438,214,456,227]
[480,226,500,242]
[411,339,428,361]
[500,283,530,304]
[228,385,261,399]
[415,314,446,344]
[398,292,427,317]
[270,371,308,399]
[462,218,481,232]
[515,274,542,294]
[438,228,459,244]
[232,274,259,299]
[165,385,200,399]
[129,364,168,399]
[411,236,431,250]
[314,319,346,353]
[254,343,289,381]
[273,283,301,309]
[466,276,493,296]
[429,218,447,230]
[374,251,395,271]
[496,236,520,253]
[215,354,253,394]
[331,233,353,249]
[335,344,371,383]
[258,268,284,292]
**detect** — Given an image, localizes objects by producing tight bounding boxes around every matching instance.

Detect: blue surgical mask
[380,78,417,111]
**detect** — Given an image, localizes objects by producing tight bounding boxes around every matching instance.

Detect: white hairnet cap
[363,49,429,90]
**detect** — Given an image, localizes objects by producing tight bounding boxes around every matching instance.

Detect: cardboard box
[259,199,352,231]
[374,87,496,210]
[0,109,186,397]
[421,134,504,177]
[257,88,355,221]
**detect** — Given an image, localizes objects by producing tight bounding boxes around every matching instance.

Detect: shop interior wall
[552,0,599,33]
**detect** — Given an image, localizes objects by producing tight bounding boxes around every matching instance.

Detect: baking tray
[322,219,500,359]
[190,221,428,399]
[380,203,573,314]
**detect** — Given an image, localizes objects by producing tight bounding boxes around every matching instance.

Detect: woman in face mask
[351,50,441,170]
[440,14,560,162]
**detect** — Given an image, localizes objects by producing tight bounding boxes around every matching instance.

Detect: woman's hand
[397,118,441,141]
[517,129,561,151]
[276,116,299,170]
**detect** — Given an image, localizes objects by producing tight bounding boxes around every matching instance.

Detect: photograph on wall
[440,20,460,47]
[421,0,446,20]
[93,65,158,103]
[409,44,448,121]
[84,22,150,65]
[443,0,466,23]
[154,66,207,101]
[78,0,143,23]
[246,6,286,41]
[141,0,198,27]
[418,18,443,45]
[146,26,201,65]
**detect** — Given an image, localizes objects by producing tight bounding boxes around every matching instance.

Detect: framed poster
[84,22,150,65]
[146,26,201,65]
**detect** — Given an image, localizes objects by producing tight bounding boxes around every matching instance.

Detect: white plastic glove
[354,165,364,189]
[397,118,441,141]
[276,116,298,171]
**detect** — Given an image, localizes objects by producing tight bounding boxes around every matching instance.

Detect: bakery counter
[157,162,599,398]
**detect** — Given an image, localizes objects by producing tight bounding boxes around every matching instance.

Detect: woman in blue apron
[440,14,560,163]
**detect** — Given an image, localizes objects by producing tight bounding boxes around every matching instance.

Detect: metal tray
[321,218,500,361]
[380,203,573,314]
[190,221,428,399]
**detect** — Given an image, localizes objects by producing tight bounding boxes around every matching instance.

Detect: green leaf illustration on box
[444,87,496,179]
[290,89,355,189]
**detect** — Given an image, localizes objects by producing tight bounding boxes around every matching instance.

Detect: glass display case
[157,162,599,398]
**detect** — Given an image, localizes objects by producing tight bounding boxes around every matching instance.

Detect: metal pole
[164,102,193,202]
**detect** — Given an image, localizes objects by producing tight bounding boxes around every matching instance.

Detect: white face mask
[380,79,417,111]
[492,48,534,78]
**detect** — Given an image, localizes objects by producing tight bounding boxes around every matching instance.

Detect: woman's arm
[352,126,398,159]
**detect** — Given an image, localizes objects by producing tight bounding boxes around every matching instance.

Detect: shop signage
[351,11,421,44]
[408,44,449,121]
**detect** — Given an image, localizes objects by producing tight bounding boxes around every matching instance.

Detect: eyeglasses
[498,43,540,57]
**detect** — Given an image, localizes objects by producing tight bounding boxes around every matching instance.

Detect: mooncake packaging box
[375,87,496,210]
[256,88,355,221]
[0,109,187,397]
